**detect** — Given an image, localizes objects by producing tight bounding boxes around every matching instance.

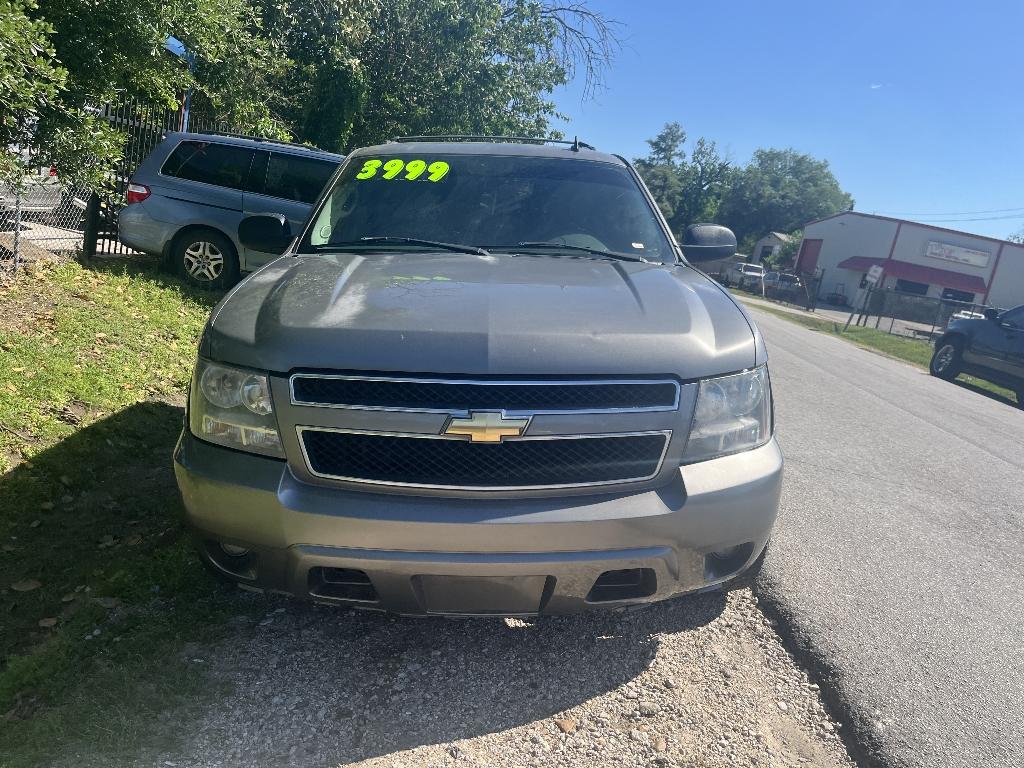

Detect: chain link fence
[2,96,236,276]
[2,175,93,276]
[845,289,997,341]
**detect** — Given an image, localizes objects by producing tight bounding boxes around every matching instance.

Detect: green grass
[743,300,1019,403]
[0,257,262,765]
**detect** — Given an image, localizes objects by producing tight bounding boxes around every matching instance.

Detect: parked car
[721,261,765,290]
[173,137,783,616]
[763,271,802,290]
[930,304,1024,407]
[1,149,63,227]
[948,309,985,322]
[118,132,343,287]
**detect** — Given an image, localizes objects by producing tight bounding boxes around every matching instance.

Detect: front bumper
[174,432,783,615]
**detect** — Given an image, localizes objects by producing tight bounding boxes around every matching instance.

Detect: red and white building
[794,211,1024,309]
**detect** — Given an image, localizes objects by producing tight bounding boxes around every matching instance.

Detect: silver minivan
[118,132,343,287]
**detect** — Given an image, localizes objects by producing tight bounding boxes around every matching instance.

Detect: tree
[33,0,288,132]
[633,122,686,219]
[674,137,731,228]
[0,0,290,188]
[767,229,802,270]
[633,122,731,236]
[717,148,853,250]
[0,0,120,187]
[6,0,619,185]
[256,0,622,153]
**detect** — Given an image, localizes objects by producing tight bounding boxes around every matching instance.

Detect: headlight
[682,365,772,463]
[189,359,284,457]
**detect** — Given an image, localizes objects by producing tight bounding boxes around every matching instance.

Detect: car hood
[203,252,757,378]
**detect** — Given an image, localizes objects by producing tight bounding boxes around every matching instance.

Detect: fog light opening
[704,542,755,582]
[586,568,657,603]
[202,540,258,581]
[710,544,744,560]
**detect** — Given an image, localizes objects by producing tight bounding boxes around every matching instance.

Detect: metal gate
[85,99,229,258]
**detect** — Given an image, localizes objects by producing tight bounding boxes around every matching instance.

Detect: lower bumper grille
[298,429,670,489]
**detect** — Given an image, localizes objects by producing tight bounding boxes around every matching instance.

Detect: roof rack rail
[393,135,596,152]
[202,130,316,151]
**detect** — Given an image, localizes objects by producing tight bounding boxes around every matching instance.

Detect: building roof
[806,210,1023,249]
[768,231,792,242]
[836,256,988,294]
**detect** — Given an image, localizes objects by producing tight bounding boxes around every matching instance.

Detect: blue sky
[552,0,1024,239]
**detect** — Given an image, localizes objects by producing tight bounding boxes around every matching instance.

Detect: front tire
[930,339,962,380]
[172,230,239,290]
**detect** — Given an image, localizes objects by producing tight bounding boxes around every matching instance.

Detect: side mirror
[239,213,293,255]
[680,223,737,263]
[983,307,1000,322]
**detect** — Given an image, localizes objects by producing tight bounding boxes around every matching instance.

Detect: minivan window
[303,153,674,261]
[263,153,337,204]
[162,141,255,190]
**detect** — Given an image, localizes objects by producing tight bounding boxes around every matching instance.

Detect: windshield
[300,153,674,261]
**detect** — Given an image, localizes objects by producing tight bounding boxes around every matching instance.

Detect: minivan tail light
[126,183,151,204]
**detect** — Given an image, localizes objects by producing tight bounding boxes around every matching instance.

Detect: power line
[898,213,1024,223]
[871,205,1024,216]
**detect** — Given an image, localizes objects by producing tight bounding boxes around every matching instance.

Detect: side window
[263,154,337,204]
[244,150,271,194]
[161,141,255,190]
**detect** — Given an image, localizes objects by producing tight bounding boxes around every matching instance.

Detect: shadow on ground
[950,376,1020,409]
[3,398,728,768]
[78,253,224,303]
[179,588,727,765]
[1,401,191,657]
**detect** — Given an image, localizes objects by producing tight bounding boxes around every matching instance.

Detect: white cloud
[870,83,884,89]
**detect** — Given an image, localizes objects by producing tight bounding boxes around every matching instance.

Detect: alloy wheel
[933,344,956,372]
[183,240,225,282]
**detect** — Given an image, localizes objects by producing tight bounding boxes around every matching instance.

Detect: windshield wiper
[486,241,647,263]
[315,236,489,256]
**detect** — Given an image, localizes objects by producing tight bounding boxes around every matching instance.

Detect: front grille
[290,375,679,412]
[299,429,670,489]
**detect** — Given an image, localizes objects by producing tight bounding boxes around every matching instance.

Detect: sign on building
[925,241,990,268]
[865,264,884,285]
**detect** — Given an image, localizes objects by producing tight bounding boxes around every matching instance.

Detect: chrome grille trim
[288,374,681,415]
[295,426,673,491]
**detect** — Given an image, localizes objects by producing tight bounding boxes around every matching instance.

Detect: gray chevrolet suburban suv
[173,137,782,615]
[118,133,343,287]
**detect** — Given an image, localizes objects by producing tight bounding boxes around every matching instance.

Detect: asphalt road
[750,308,1024,768]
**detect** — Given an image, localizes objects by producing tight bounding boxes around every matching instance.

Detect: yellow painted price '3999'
[355,158,450,181]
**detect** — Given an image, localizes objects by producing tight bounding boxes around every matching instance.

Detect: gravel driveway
[127,587,852,768]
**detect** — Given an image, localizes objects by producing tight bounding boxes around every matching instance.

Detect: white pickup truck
[721,262,765,290]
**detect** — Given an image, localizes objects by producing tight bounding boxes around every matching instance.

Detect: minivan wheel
[929,340,962,380]
[173,230,239,289]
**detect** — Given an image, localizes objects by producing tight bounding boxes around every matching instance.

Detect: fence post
[12,189,22,271]
[82,193,100,259]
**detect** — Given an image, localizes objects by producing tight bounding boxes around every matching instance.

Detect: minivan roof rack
[201,131,318,151]
[393,135,596,151]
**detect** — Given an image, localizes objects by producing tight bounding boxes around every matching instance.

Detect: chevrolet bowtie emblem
[444,411,530,443]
